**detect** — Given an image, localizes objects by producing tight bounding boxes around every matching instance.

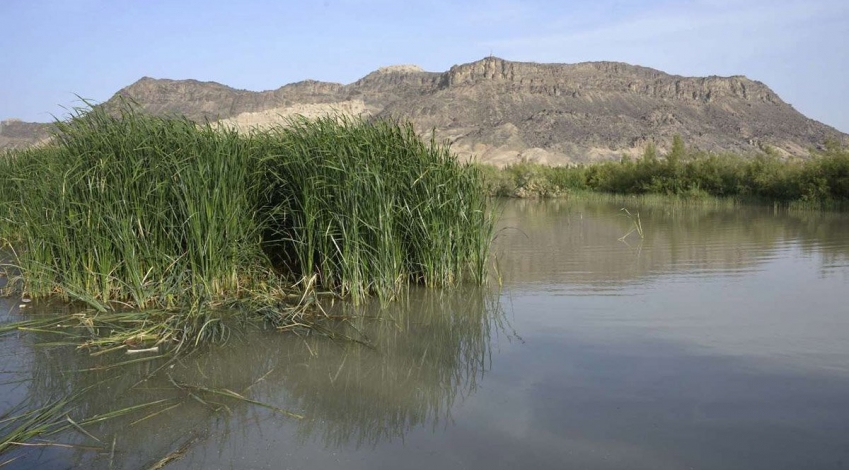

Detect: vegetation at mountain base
[479,136,849,209]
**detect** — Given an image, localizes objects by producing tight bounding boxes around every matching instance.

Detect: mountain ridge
[3,57,845,164]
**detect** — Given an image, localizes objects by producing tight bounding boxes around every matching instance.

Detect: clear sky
[2,0,847,132]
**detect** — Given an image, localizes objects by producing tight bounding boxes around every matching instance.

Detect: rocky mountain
[4,57,846,164]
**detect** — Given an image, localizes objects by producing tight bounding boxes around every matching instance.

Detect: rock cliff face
[4,57,845,164]
[381,58,839,163]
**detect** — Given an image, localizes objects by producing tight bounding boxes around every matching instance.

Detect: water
[2,199,849,469]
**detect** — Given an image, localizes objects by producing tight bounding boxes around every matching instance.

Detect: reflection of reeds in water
[497,198,849,287]
[567,191,745,209]
[285,288,501,448]
[6,287,505,466]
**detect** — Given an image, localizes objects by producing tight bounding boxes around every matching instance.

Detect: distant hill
[4,57,846,164]
[0,119,53,150]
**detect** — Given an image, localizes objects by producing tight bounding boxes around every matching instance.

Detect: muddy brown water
[2,199,849,469]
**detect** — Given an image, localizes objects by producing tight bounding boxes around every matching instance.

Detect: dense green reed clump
[255,117,493,302]
[0,106,494,331]
[479,137,849,207]
[1,106,266,310]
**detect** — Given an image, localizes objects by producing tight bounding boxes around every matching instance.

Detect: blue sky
[2,0,847,132]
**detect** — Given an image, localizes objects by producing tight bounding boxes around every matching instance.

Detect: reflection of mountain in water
[496,199,849,289]
[8,288,504,469]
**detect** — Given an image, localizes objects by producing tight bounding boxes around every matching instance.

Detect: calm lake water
[2,198,849,469]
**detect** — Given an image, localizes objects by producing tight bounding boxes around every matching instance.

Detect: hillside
[3,57,846,164]
[0,119,53,150]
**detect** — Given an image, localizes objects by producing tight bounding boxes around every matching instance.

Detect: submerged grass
[0,104,495,349]
[0,395,178,458]
[0,396,76,455]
